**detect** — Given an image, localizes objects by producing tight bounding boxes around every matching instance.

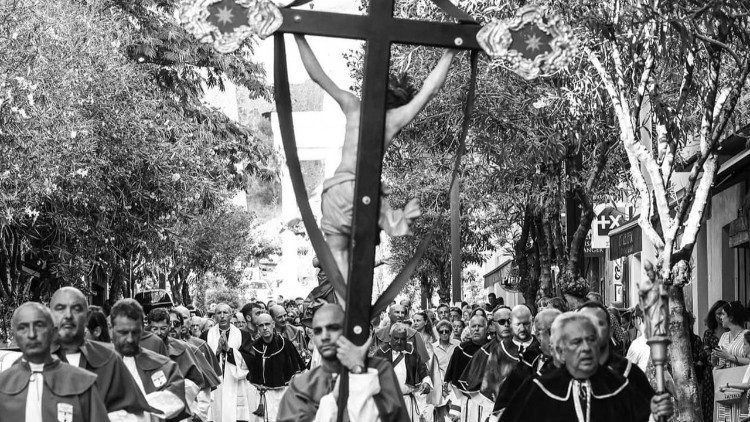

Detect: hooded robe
[0,359,108,422]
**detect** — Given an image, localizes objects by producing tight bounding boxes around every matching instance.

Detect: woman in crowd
[413,311,436,358]
[712,300,748,418]
[85,308,110,342]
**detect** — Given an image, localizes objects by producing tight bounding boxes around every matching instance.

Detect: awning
[609,218,642,260]
[484,259,513,288]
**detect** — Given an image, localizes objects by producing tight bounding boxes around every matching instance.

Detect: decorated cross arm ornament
[476,6,576,80]
[178,0,290,53]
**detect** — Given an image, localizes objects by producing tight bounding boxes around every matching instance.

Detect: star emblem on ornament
[216,6,234,25]
[525,34,542,52]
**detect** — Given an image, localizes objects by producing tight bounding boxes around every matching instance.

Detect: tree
[575,0,750,419]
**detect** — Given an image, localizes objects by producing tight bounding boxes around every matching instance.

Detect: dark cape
[166,337,211,390]
[187,335,223,380]
[0,358,109,422]
[607,351,655,401]
[373,324,429,363]
[459,337,541,399]
[374,343,428,387]
[132,347,190,422]
[183,339,222,389]
[499,365,653,422]
[444,341,483,390]
[54,339,152,414]
[140,331,168,356]
[247,334,304,388]
[493,353,556,412]
[276,357,410,422]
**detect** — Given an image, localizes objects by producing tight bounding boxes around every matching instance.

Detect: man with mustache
[49,286,152,417]
[458,305,541,421]
[499,312,674,422]
[372,304,429,363]
[110,299,187,422]
[0,302,108,421]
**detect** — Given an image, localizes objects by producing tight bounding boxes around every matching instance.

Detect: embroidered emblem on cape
[57,402,74,422]
[152,370,167,388]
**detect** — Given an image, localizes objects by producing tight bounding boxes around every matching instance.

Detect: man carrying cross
[294,35,458,293]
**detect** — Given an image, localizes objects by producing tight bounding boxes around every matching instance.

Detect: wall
[706,184,743,308]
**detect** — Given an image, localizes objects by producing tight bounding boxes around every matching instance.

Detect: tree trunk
[668,259,703,422]
[535,209,553,303]
[181,273,191,305]
[437,263,451,304]
[420,273,432,309]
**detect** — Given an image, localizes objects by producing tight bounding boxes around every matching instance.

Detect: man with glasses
[277,304,408,421]
[492,306,512,341]
[432,319,459,420]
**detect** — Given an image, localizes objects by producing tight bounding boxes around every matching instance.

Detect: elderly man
[577,302,654,399]
[277,303,409,421]
[110,299,187,422]
[499,312,674,422]
[459,305,540,406]
[50,287,152,416]
[373,304,429,363]
[269,304,309,363]
[246,313,305,422]
[0,302,108,421]
[492,308,561,417]
[375,323,432,421]
[174,306,223,379]
[444,315,488,421]
[200,303,255,422]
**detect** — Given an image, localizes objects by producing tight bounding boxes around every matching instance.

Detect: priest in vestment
[372,304,429,363]
[374,323,432,422]
[458,305,540,421]
[49,287,152,417]
[0,302,109,422]
[443,314,488,420]
[277,303,409,422]
[111,299,187,422]
[247,313,305,422]
[202,303,256,422]
[499,312,673,422]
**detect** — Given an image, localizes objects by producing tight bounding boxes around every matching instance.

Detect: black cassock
[247,334,305,387]
[443,341,483,390]
[493,353,555,412]
[499,365,652,422]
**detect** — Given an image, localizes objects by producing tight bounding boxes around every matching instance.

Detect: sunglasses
[438,329,452,334]
[496,319,510,325]
[171,320,181,327]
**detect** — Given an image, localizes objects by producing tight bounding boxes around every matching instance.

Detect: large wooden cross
[270,1,482,344]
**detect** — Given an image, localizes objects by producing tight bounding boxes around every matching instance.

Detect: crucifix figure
[294,34,459,301]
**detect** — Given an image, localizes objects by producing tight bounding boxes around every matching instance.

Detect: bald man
[201,303,255,422]
[0,302,108,421]
[246,313,304,422]
[443,314,489,420]
[277,304,409,421]
[457,305,541,422]
[492,308,561,417]
[49,287,153,417]
[269,305,309,363]
[372,304,429,363]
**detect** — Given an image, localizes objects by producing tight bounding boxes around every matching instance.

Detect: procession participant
[240,302,265,340]
[492,308,560,416]
[277,303,409,422]
[459,305,540,407]
[174,305,222,377]
[110,299,187,422]
[50,286,152,415]
[430,319,460,421]
[374,323,432,422]
[200,303,255,422]
[189,316,205,338]
[373,304,429,363]
[246,313,304,422]
[492,306,512,341]
[577,302,654,399]
[499,313,673,422]
[443,315,488,420]
[269,304,309,363]
[140,328,169,357]
[295,34,458,292]
[0,302,108,422]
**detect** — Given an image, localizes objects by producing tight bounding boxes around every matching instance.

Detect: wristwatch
[350,364,366,374]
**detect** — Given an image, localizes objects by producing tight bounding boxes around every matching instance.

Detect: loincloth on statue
[321,172,420,237]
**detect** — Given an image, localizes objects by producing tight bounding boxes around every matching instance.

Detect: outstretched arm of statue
[385,49,458,143]
[294,35,358,114]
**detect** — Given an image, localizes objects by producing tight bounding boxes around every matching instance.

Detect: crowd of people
[0,286,684,422]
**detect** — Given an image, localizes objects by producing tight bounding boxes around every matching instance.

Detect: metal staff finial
[639,260,670,422]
